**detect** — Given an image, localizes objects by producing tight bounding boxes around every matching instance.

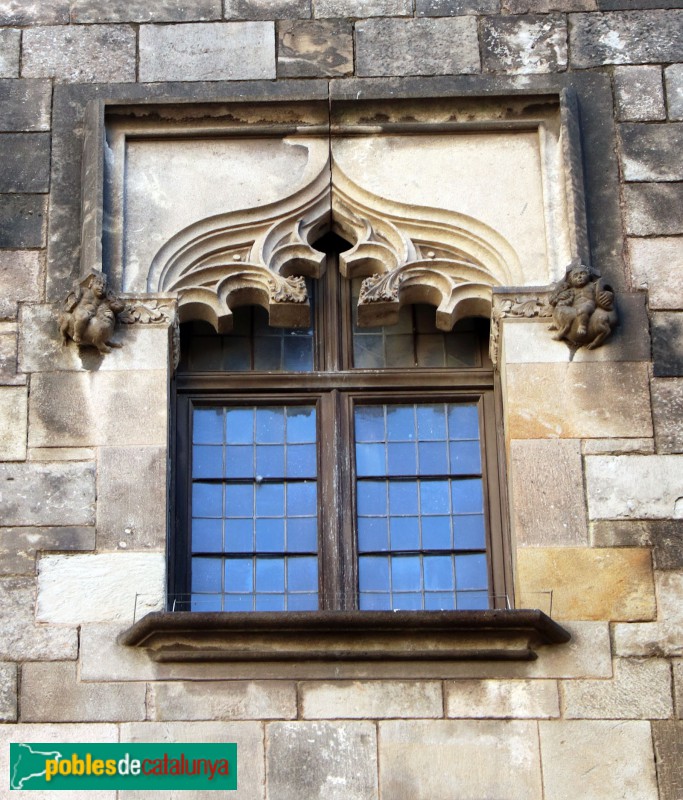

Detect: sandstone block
[356,18,480,77]
[139,22,275,82]
[482,14,567,74]
[665,64,683,121]
[651,312,683,376]
[620,123,683,181]
[28,447,95,461]
[592,519,683,570]
[445,678,559,718]
[267,722,378,800]
[0,662,17,721]
[570,11,683,67]
[0,461,95,526]
[0,195,46,248]
[539,720,658,800]
[0,251,42,319]
[0,28,19,77]
[582,438,654,455]
[0,386,26,460]
[80,623,161,682]
[624,183,683,236]
[149,680,296,721]
[510,439,588,546]
[0,526,95,576]
[676,662,683,719]
[226,0,311,17]
[301,680,442,719]
[503,0,596,9]
[22,25,136,83]
[417,0,500,14]
[0,79,52,131]
[28,370,168,448]
[504,362,652,439]
[652,721,683,800]
[614,66,665,122]
[0,0,68,24]
[0,133,50,193]
[651,378,683,453]
[586,454,683,519]
[629,239,683,311]
[563,658,672,719]
[0,331,24,384]
[278,20,352,78]
[71,0,221,23]
[516,546,655,621]
[379,720,542,799]
[0,577,77,661]
[315,0,411,16]
[21,661,146,722]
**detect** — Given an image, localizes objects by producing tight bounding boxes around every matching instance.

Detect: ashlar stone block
[379,720,542,800]
[592,519,683,570]
[629,239,683,311]
[0,251,42,319]
[80,623,161,682]
[314,0,411,16]
[278,20,352,78]
[624,183,683,236]
[620,123,683,181]
[0,526,94,575]
[36,552,165,624]
[539,720,658,800]
[503,0,596,9]
[652,311,683,376]
[417,0,500,14]
[563,658,673,719]
[445,679,559,719]
[301,680,442,719]
[676,662,683,719]
[0,28,19,78]
[0,386,27,460]
[0,0,69,24]
[0,133,50,193]
[267,722,378,800]
[70,0,222,23]
[21,661,146,723]
[666,64,683,121]
[582,438,654,455]
[0,662,17,721]
[652,378,683,453]
[0,195,46,248]
[652,721,683,800]
[614,66,665,122]
[0,79,52,132]
[482,14,567,74]
[516,546,655,621]
[226,0,311,17]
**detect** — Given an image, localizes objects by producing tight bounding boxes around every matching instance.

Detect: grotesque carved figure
[549,260,617,350]
[59,271,125,354]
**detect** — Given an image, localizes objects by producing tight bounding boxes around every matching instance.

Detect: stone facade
[0,3,681,799]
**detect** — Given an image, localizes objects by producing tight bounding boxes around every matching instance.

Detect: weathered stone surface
[629,239,683,311]
[445,679,559,718]
[301,681,442,719]
[149,681,296,721]
[81,623,161,682]
[0,662,16,721]
[0,195,46,248]
[592,520,683,570]
[0,79,52,131]
[120,721,264,800]
[504,0,596,9]
[0,386,26,461]
[379,720,542,799]
[652,378,683,453]
[510,439,588,546]
[613,573,683,656]
[28,447,95,461]
[71,0,221,23]
[315,0,411,15]
[666,64,683,121]
[0,526,94,576]
[0,28,19,77]
[651,312,683,376]
[504,362,652,439]
[0,0,68,24]
[225,0,311,17]
[564,658,672,719]
[278,20,352,78]
[0,331,22,383]
[624,183,683,236]
[539,720,658,800]
[0,252,42,319]
[582,438,654,455]
[620,123,683,181]
[614,66,665,121]
[0,462,95,526]
[570,11,683,67]
[139,22,276,82]
[22,25,136,83]
[28,370,168,448]
[417,0,500,13]
[356,18,480,77]
[653,721,683,800]
[516,547,656,621]
[21,661,146,723]
[0,133,50,193]
[0,577,77,661]
[482,15,567,74]
[36,552,165,624]
[267,722,378,800]
[586,454,683,519]
[676,663,683,719]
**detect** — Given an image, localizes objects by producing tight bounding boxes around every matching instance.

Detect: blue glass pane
[447,404,480,439]
[256,594,285,611]
[287,517,317,552]
[387,442,417,476]
[287,557,318,592]
[256,445,285,478]
[359,592,391,610]
[225,445,254,478]
[416,404,447,441]
[256,483,285,517]
[224,594,253,612]
[389,517,420,551]
[454,515,486,550]
[386,406,415,441]
[420,481,451,515]
[225,558,253,593]
[355,406,385,442]
[192,518,222,552]
[457,591,489,610]
[193,445,223,478]
[192,558,222,593]
[192,594,222,612]
[256,558,285,592]
[449,441,482,474]
[452,478,484,514]
[391,556,421,592]
[288,593,318,611]
[226,518,253,552]
[422,516,452,550]
[287,482,317,516]
[425,592,456,610]
[225,408,254,443]
[456,553,488,590]
[256,518,285,552]
[286,407,316,443]
[192,483,222,518]
[358,556,390,592]
[418,441,449,475]
[357,481,387,516]
[358,517,389,552]
[256,408,285,444]
[283,336,313,372]
[286,444,316,478]
[392,593,422,610]
[193,408,223,444]
[225,484,253,517]
[356,443,386,477]
[424,555,455,591]
[388,481,418,515]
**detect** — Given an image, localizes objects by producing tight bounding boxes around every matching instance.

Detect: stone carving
[268,275,308,304]
[548,260,617,350]
[118,299,176,325]
[489,289,552,365]
[59,271,125,354]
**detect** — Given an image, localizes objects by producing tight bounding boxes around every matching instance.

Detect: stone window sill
[119,610,570,663]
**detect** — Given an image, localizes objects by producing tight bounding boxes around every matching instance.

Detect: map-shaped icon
[11,743,63,789]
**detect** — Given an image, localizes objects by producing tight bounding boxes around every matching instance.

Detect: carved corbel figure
[548,260,617,350]
[59,270,125,354]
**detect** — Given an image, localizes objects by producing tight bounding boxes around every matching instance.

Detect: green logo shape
[10,743,237,791]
